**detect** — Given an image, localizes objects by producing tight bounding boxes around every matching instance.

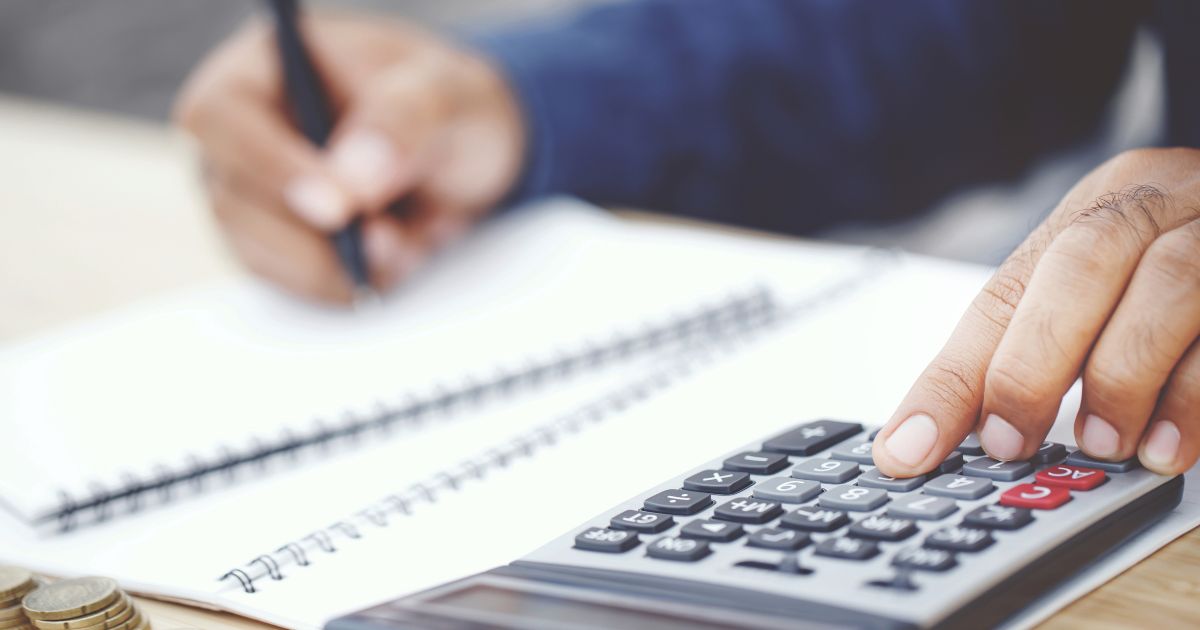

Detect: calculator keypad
[1065,451,1139,472]
[548,418,1172,625]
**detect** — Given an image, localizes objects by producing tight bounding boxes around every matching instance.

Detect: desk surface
[1,97,1196,629]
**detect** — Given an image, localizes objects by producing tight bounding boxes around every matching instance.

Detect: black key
[1065,450,1140,473]
[746,527,809,551]
[723,451,789,474]
[963,504,1034,530]
[848,515,917,542]
[763,420,863,456]
[814,536,879,561]
[681,519,744,542]
[938,452,965,473]
[924,526,994,552]
[713,498,784,524]
[574,527,638,553]
[683,469,752,494]
[610,510,673,533]
[643,490,712,515]
[962,457,1034,481]
[781,507,849,532]
[735,555,814,575]
[1032,442,1068,465]
[646,536,710,561]
[956,433,984,455]
[892,547,956,572]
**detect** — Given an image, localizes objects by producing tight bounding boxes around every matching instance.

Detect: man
[175,0,1200,479]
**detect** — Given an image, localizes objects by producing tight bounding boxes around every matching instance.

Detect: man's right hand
[175,13,525,304]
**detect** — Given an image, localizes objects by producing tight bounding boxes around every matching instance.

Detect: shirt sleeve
[471,0,1146,234]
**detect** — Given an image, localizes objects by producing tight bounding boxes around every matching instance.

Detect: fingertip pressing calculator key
[328,420,1183,630]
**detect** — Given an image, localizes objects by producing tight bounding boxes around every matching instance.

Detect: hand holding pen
[175,7,525,304]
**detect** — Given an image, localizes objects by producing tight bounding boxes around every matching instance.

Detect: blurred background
[0,0,1166,265]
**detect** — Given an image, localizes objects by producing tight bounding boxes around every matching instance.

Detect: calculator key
[734,553,813,575]
[868,427,882,440]
[646,536,710,561]
[923,474,994,500]
[961,457,1034,481]
[643,490,713,515]
[790,458,861,483]
[781,507,849,532]
[814,536,879,561]
[753,477,821,503]
[887,494,957,520]
[762,420,863,456]
[683,470,752,494]
[723,451,789,474]
[1032,442,1068,465]
[848,515,917,542]
[829,441,875,465]
[746,527,809,551]
[857,468,925,492]
[937,452,965,473]
[892,547,956,572]
[963,504,1034,530]
[819,485,889,511]
[1000,483,1072,510]
[1036,464,1107,490]
[956,433,984,455]
[610,510,674,533]
[574,527,639,553]
[1065,451,1140,473]
[713,498,784,523]
[681,519,744,542]
[924,526,994,552]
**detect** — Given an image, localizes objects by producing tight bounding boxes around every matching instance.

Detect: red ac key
[1036,465,1106,491]
[999,483,1071,510]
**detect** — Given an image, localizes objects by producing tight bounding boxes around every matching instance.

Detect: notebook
[0,197,919,626]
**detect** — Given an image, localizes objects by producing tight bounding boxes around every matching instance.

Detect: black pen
[264,0,376,305]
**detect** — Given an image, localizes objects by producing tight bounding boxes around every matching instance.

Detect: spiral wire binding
[218,250,897,594]
[47,288,780,533]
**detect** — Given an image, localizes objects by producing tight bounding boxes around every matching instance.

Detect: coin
[104,610,139,630]
[0,605,26,621]
[27,595,129,630]
[0,568,34,603]
[22,578,119,621]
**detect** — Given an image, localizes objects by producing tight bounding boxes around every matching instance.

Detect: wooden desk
[1,97,1196,629]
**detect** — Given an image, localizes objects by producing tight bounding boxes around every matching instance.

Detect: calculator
[327,420,1183,629]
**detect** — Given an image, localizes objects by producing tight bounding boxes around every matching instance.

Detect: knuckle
[922,355,982,411]
[1085,355,1147,408]
[1066,184,1169,244]
[1142,223,1200,291]
[974,268,1027,328]
[986,355,1053,410]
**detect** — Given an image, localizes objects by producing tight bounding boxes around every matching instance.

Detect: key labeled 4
[1000,483,1071,510]
[1035,465,1106,491]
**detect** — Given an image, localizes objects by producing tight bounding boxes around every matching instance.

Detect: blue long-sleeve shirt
[474,0,1197,234]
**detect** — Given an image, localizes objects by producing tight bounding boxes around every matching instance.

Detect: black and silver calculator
[328,420,1183,629]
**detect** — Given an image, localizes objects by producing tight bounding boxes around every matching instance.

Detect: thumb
[325,63,449,215]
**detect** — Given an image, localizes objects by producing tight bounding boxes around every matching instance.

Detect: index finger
[871,229,1046,477]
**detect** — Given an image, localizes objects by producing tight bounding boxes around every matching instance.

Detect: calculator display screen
[427,584,740,629]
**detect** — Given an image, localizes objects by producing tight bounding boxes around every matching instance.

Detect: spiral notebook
[0,197,923,628]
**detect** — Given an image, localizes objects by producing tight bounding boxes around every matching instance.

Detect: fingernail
[283,175,348,230]
[364,226,420,282]
[1081,414,1120,459]
[980,414,1024,460]
[1142,420,1180,468]
[330,130,401,202]
[884,414,939,467]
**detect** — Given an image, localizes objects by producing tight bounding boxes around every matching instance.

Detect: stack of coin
[0,567,37,630]
[21,577,148,630]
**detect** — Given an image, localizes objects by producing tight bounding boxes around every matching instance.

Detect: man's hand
[874,148,1200,477]
[175,14,525,303]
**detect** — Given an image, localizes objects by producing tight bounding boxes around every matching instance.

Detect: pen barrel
[267,0,335,146]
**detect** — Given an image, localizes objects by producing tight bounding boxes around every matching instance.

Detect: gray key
[646,536,710,561]
[819,485,889,511]
[1065,450,1140,472]
[923,473,994,500]
[829,441,875,465]
[887,494,957,520]
[790,458,861,483]
[1032,442,1068,465]
[956,433,984,455]
[574,527,638,553]
[753,477,822,503]
[857,468,925,492]
[938,452,965,473]
[962,457,1033,481]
